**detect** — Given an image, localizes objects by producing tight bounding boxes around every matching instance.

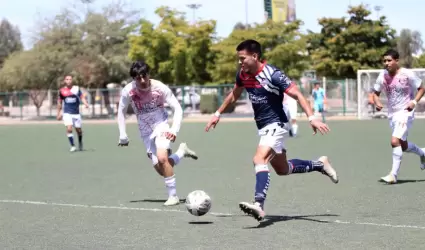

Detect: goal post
[357,68,425,120]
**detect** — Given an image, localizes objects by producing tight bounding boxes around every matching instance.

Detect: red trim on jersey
[284,82,296,93]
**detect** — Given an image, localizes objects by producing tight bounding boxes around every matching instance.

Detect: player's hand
[56,114,62,121]
[205,115,220,132]
[118,137,129,147]
[405,101,416,112]
[375,103,383,111]
[164,132,176,142]
[84,104,89,109]
[310,119,330,135]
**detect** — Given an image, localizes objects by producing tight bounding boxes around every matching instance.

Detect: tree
[0,19,23,68]
[397,29,423,68]
[0,48,66,116]
[208,20,310,83]
[128,6,216,85]
[308,4,396,79]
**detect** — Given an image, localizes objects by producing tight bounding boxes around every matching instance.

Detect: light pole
[374,5,383,19]
[186,4,202,24]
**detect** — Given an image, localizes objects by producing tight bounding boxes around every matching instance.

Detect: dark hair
[236,39,262,59]
[129,60,150,78]
[383,49,399,60]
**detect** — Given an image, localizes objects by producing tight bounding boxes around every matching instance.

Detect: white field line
[1,199,424,230]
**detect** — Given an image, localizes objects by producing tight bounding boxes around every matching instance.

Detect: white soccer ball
[185,190,212,216]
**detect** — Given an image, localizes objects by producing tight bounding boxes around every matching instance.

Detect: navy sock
[288,159,324,174]
[67,133,75,146]
[78,134,83,145]
[254,164,270,209]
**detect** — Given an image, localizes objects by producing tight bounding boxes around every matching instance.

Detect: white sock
[169,148,185,166]
[406,142,425,157]
[391,146,403,176]
[164,175,176,197]
[292,124,298,135]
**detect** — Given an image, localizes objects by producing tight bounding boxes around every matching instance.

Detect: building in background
[264,0,296,22]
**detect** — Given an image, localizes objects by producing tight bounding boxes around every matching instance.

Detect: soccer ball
[185,190,212,216]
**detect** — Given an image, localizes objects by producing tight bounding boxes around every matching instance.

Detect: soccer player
[205,40,338,222]
[312,82,327,122]
[117,61,198,206]
[373,49,425,184]
[283,93,298,137]
[57,75,89,152]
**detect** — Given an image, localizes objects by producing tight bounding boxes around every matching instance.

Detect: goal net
[357,68,425,119]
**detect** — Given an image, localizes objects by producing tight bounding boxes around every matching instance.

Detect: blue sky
[1,0,424,49]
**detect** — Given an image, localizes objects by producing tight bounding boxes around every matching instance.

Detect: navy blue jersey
[59,86,82,114]
[236,63,294,129]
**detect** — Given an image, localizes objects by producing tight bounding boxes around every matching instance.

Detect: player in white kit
[117,61,198,205]
[283,93,298,137]
[373,49,425,184]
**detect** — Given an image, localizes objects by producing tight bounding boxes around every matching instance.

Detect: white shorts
[389,111,414,141]
[140,121,172,165]
[258,122,289,154]
[63,113,82,128]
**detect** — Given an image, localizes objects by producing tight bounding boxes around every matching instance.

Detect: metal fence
[0,79,358,120]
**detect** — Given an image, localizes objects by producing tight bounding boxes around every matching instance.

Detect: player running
[117,61,198,206]
[312,82,327,122]
[283,93,298,137]
[57,75,89,152]
[373,49,425,184]
[205,40,338,222]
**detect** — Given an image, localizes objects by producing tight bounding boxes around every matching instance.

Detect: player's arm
[373,73,384,110]
[407,71,425,111]
[57,92,63,120]
[273,71,329,134]
[117,88,130,146]
[286,84,314,119]
[79,90,89,108]
[322,89,327,104]
[164,86,183,136]
[216,84,244,116]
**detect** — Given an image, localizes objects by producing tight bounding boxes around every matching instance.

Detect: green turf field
[1,120,425,249]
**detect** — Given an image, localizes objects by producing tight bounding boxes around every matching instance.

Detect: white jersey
[117,79,183,138]
[374,68,422,116]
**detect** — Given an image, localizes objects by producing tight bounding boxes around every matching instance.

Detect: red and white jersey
[118,79,182,138]
[374,68,422,116]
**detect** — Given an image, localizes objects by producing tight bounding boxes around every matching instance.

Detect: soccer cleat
[70,146,77,152]
[179,142,198,160]
[319,156,339,184]
[163,196,180,206]
[420,148,425,170]
[380,173,397,184]
[239,201,266,222]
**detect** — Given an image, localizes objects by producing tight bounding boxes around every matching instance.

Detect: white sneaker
[163,196,180,206]
[239,201,266,222]
[318,156,339,183]
[178,143,198,160]
[420,148,425,170]
[380,173,397,184]
[70,146,77,152]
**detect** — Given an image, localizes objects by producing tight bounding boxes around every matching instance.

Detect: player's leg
[400,118,425,169]
[63,113,76,152]
[289,102,298,136]
[381,118,411,184]
[239,144,273,221]
[152,132,198,206]
[73,115,84,151]
[283,104,293,137]
[319,102,326,123]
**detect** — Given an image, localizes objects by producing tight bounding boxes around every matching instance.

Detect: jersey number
[264,129,276,136]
